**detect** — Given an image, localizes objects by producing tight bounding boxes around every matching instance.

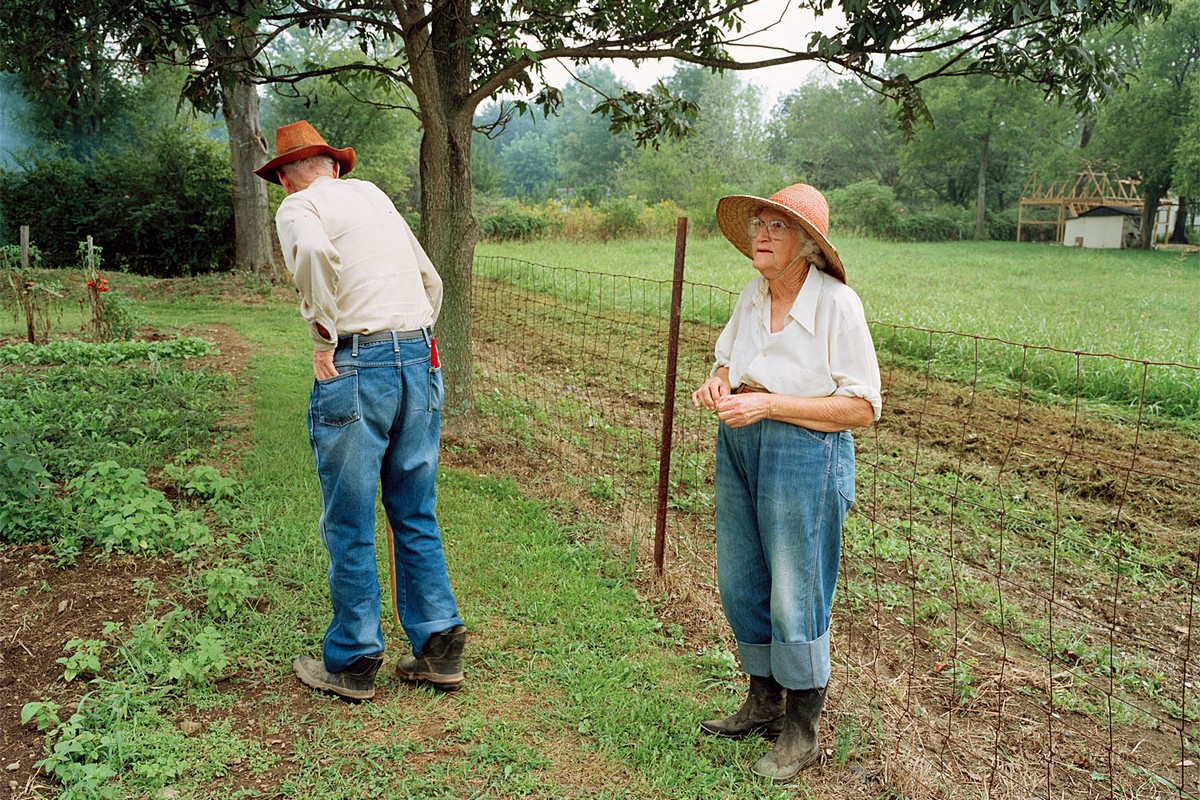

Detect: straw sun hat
[715,183,846,284]
[252,120,356,185]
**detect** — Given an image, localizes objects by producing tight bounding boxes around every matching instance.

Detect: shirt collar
[751,266,826,335]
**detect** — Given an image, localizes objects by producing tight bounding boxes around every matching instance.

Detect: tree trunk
[1139,187,1163,249]
[1169,196,1190,244]
[419,114,479,417]
[222,77,277,276]
[405,0,481,417]
[196,0,278,276]
[974,130,990,241]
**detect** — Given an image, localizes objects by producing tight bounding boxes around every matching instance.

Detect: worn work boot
[396,625,466,691]
[293,653,383,701]
[751,686,826,782]
[699,674,786,740]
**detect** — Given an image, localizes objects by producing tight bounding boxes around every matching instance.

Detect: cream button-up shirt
[276,175,442,350]
[713,267,882,421]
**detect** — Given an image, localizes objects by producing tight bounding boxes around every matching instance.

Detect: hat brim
[253,144,356,185]
[715,194,846,284]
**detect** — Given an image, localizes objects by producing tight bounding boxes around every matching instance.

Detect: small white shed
[1063,206,1141,249]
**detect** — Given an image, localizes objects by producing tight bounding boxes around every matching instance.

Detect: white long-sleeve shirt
[275,175,443,350]
[713,267,883,421]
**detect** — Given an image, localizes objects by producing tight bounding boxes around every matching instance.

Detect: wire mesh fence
[467,254,1200,799]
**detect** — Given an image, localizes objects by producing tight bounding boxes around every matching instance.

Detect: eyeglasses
[747,217,792,240]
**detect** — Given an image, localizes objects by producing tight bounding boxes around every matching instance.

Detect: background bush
[0,120,233,276]
[477,196,686,242]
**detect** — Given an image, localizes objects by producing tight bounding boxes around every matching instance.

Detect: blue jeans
[307,330,462,673]
[714,419,855,690]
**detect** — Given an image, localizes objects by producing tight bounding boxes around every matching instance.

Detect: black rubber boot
[293,653,383,701]
[699,674,785,740]
[396,625,467,691]
[751,686,826,782]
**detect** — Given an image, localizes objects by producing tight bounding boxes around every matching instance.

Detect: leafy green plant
[67,461,212,555]
[0,362,227,482]
[22,679,165,798]
[165,625,230,685]
[0,337,214,366]
[0,429,66,543]
[201,565,258,620]
[950,657,979,706]
[57,638,106,682]
[164,463,238,504]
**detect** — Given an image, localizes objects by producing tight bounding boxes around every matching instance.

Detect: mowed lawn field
[478,236,1200,367]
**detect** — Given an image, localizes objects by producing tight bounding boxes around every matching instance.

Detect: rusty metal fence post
[653,217,688,575]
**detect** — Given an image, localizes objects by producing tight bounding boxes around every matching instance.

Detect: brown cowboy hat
[715,183,846,284]
[252,120,356,184]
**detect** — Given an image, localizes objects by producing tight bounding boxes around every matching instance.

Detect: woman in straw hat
[692,183,881,781]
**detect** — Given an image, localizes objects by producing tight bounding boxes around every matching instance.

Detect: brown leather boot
[751,686,826,782]
[293,653,383,701]
[396,625,466,691]
[699,674,785,740]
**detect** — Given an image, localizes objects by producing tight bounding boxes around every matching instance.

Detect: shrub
[0,156,91,263]
[558,202,603,240]
[644,200,688,237]
[480,199,554,241]
[598,196,645,240]
[829,180,900,239]
[895,210,969,242]
[0,120,233,276]
[983,209,1019,241]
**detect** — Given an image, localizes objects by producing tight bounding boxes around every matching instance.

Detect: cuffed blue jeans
[715,418,855,690]
[307,330,463,673]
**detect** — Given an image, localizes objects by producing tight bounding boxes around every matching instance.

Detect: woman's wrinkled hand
[715,394,772,428]
[692,375,730,410]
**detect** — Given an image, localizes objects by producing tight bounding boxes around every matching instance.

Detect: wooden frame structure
[1017,166,1143,243]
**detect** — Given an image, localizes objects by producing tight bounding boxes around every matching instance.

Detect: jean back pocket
[314,370,360,427]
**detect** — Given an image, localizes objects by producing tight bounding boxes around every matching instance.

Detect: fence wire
[469,255,1200,800]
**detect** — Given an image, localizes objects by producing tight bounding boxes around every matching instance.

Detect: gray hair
[279,154,336,182]
[794,225,828,271]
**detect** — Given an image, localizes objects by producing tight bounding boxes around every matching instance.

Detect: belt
[734,384,770,394]
[337,329,427,346]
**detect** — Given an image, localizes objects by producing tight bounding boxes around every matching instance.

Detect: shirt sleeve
[711,281,755,378]
[277,195,341,350]
[828,300,883,421]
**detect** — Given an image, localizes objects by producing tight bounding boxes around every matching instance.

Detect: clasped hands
[691,376,772,428]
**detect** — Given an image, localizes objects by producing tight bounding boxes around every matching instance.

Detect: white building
[1063,206,1141,249]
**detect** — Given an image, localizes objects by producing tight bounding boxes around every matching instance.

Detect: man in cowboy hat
[254,120,466,700]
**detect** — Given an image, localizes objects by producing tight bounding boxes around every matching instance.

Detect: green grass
[477,236,1200,363]
[478,236,1200,424]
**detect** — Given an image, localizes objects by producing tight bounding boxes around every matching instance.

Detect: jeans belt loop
[422,326,432,348]
[351,333,360,357]
[391,330,400,352]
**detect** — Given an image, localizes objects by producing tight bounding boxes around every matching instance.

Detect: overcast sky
[548,0,848,109]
